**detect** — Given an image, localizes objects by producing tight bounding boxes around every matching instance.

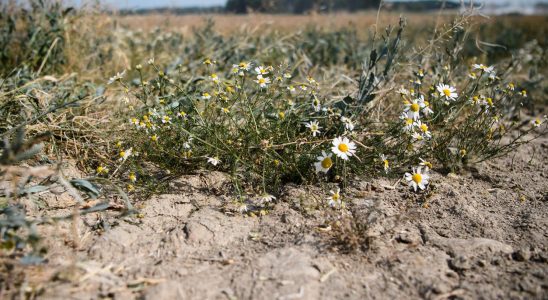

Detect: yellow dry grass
[115,12,547,36]
[116,12,447,34]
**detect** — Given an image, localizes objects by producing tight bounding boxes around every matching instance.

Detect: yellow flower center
[332,193,340,201]
[410,103,420,112]
[443,89,451,97]
[412,173,422,184]
[486,98,493,106]
[383,160,389,169]
[321,157,333,169]
[311,124,318,131]
[423,161,432,169]
[338,143,349,153]
[259,78,266,84]
[420,124,428,132]
[405,118,413,125]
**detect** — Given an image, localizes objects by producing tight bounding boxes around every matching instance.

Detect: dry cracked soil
[2,136,547,300]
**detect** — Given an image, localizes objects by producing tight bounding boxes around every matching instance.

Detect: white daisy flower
[207,156,220,166]
[107,70,126,85]
[237,202,249,213]
[341,116,355,131]
[129,172,137,183]
[469,95,483,106]
[239,61,251,71]
[119,148,133,161]
[257,193,276,205]
[473,64,495,74]
[254,66,269,75]
[231,64,240,74]
[304,120,322,137]
[327,188,343,208]
[161,115,171,124]
[412,132,424,141]
[397,87,410,96]
[287,85,296,93]
[400,113,415,132]
[436,83,458,101]
[482,97,494,110]
[202,92,212,100]
[380,154,389,173]
[283,73,292,79]
[404,95,426,120]
[314,151,333,173]
[404,167,430,192]
[532,118,543,128]
[419,158,433,170]
[414,120,432,139]
[312,96,321,112]
[423,100,434,116]
[331,137,357,160]
[255,75,270,88]
[203,58,216,65]
[210,73,220,84]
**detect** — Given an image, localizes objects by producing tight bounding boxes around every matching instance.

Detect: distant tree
[226,0,247,13]
[225,0,382,14]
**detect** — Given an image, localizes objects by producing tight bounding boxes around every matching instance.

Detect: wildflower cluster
[101,18,546,212]
[106,57,374,211]
[387,55,545,177]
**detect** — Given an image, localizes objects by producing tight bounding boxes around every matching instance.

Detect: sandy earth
[1,134,547,300]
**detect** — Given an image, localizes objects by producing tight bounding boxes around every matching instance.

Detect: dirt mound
[5,137,548,299]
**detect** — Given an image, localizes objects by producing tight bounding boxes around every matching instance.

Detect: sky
[72,0,548,9]
[97,0,226,9]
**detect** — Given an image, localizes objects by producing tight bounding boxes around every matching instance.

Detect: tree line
[225,0,382,14]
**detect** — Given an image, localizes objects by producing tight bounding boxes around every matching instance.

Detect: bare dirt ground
[2,134,547,299]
